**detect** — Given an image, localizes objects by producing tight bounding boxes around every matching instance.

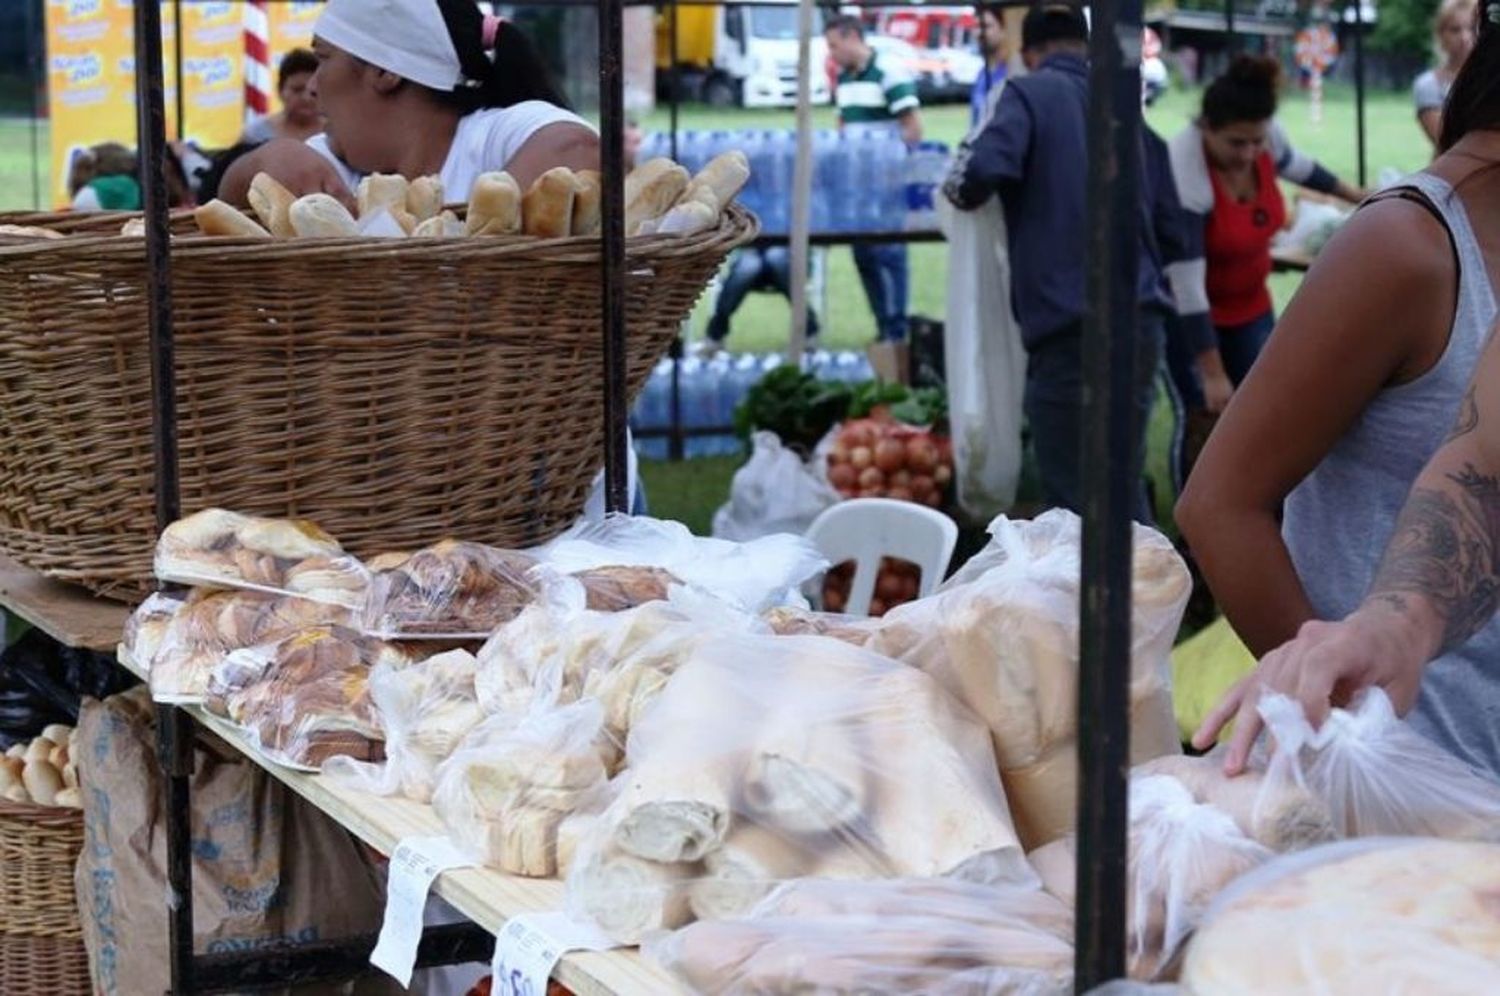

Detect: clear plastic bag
[537,513,827,614]
[430,700,611,878]
[322,648,484,802]
[871,510,1189,849]
[644,877,1075,996]
[153,508,372,608]
[760,606,878,646]
[362,539,542,639]
[710,430,840,542]
[122,592,184,669]
[1182,837,1500,995]
[1137,752,1336,853]
[565,632,1029,945]
[1255,688,1500,841]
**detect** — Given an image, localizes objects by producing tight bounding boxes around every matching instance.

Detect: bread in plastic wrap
[122,592,184,669]
[363,539,542,638]
[566,632,1029,944]
[1254,688,1500,841]
[1136,752,1335,852]
[761,606,879,646]
[154,508,371,607]
[870,510,1190,849]
[570,564,680,611]
[1181,838,1500,995]
[645,877,1075,996]
[322,648,484,802]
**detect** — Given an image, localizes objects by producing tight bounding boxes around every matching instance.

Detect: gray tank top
[1283,171,1500,776]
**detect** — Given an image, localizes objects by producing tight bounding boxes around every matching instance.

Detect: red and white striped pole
[243,0,271,126]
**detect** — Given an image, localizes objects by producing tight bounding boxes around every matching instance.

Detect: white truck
[656,1,831,108]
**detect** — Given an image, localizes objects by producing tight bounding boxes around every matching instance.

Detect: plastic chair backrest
[804,497,959,616]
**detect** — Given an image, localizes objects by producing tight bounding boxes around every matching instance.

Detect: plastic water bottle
[811,130,838,233]
[630,359,673,461]
[904,141,949,231]
[764,130,793,235]
[706,353,738,456]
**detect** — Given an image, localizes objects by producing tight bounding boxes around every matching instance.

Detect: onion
[906,437,939,474]
[874,438,907,474]
[877,571,904,601]
[933,463,953,487]
[829,464,858,490]
[885,486,913,503]
[850,446,873,470]
[889,469,912,490]
[824,587,846,613]
[869,597,888,617]
[921,488,942,508]
[841,421,877,450]
[829,443,850,465]
[858,466,885,491]
[910,475,936,502]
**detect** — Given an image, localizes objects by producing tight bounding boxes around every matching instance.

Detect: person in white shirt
[219,0,597,209]
[1414,0,1477,150]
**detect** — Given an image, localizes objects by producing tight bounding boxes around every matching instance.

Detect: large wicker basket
[0,799,90,996]
[0,206,755,597]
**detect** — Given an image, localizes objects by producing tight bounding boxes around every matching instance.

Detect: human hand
[1191,602,1428,775]
[1201,372,1234,414]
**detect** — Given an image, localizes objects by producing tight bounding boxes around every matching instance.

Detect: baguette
[405,175,444,222]
[571,170,602,235]
[411,210,465,238]
[248,172,296,236]
[54,787,82,809]
[682,150,749,211]
[356,173,409,219]
[194,199,271,238]
[522,167,580,239]
[466,171,522,236]
[624,158,690,235]
[289,193,360,237]
[652,200,718,237]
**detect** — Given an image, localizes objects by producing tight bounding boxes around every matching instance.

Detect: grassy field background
[0,83,1429,536]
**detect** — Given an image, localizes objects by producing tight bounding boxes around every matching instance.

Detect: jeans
[852,242,909,342]
[1162,308,1275,491]
[1216,309,1275,387]
[706,247,820,343]
[1024,312,1166,524]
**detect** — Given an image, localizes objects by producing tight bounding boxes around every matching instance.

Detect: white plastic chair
[804,498,959,617]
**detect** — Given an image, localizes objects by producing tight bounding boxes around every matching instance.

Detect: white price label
[369,835,473,987]
[491,913,617,996]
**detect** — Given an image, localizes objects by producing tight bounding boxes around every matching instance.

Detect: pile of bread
[189,150,749,242]
[0,224,65,240]
[0,724,82,809]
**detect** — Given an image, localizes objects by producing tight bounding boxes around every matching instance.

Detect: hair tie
[482,14,505,50]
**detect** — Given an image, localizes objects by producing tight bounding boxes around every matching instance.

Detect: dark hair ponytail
[1440,5,1500,150]
[435,0,571,112]
[1201,54,1279,129]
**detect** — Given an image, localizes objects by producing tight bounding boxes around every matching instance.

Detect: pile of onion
[825,417,954,508]
[822,557,922,617]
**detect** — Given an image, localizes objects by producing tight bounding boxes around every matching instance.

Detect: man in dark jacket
[945,4,1212,521]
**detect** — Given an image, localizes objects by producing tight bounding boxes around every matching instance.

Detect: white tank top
[308,101,593,201]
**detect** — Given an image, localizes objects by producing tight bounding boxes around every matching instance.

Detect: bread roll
[682,150,749,211]
[624,158,690,235]
[22,759,63,806]
[522,167,580,239]
[406,175,444,222]
[411,210,464,238]
[571,170,601,235]
[42,724,72,744]
[24,739,52,765]
[5,743,24,761]
[248,172,296,236]
[54,787,82,809]
[289,193,359,237]
[356,173,409,219]
[0,224,64,239]
[3,785,28,803]
[63,763,78,790]
[120,218,146,237]
[466,171,522,236]
[48,743,68,770]
[568,846,694,945]
[0,760,20,794]
[194,199,271,238]
[1028,837,1077,907]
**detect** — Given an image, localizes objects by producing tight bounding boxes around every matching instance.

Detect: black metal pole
[174,0,186,142]
[1224,0,1236,56]
[1352,0,1367,188]
[601,0,630,511]
[26,0,42,210]
[670,0,681,162]
[1077,0,1142,986]
[668,0,687,463]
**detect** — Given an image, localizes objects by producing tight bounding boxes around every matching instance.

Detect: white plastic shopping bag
[711,430,839,542]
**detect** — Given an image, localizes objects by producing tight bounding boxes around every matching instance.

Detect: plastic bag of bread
[362,539,543,639]
[322,648,483,802]
[565,632,1029,943]
[1181,837,1500,995]
[1136,751,1336,853]
[871,510,1190,849]
[1255,688,1500,841]
[760,606,879,646]
[536,514,826,614]
[207,625,414,769]
[644,876,1074,996]
[154,508,371,608]
[430,699,611,878]
[122,592,185,669]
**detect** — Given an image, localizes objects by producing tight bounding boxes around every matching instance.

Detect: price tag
[369,835,473,987]
[491,912,617,996]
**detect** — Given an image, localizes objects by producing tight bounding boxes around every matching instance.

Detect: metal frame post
[1352,0,1367,188]
[27,0,42,210]
[1224,0,1236,55]
[1077,0,1143,986]
[601,0,630,510]
[174,0,187,142]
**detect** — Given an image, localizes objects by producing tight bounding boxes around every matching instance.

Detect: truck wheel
[702,75,738,108]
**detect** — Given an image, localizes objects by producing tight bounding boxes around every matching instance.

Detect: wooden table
[116,649,681,996]
[0,553,132,651]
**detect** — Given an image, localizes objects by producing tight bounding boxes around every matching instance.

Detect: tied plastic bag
[537,513,827,614]
[711,430,840,542]
[153,507,371,608]
[323,648,483,802]
[565,633,1029,945]
[872,510,1189,849]
[1256,688,1500,841]
[645,877,1075,996]
[431,700,612,878]
[362,539,543,639]
[938,196,1026,519]
[1182,838,1500,995]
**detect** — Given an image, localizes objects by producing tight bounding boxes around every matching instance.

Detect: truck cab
[657,1,831,108]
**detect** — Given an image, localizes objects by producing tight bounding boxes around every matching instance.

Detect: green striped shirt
[835,51,920,126]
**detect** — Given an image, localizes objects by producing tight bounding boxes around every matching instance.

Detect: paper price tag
[491,912,617,996]
[369,835,473,987]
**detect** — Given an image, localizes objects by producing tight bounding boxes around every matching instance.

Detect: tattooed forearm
[1369,463,1500,655]
[1445,384,1480,444]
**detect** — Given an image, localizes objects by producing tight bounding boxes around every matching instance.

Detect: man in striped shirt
[825,14,923,343]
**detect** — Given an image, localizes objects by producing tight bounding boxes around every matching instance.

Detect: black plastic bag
[0,628,137,747]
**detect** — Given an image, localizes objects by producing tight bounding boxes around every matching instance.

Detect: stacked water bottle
[636,129,950,236]
[631,350,877,460]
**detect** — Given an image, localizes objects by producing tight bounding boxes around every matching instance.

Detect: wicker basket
[0,206,755,597]
[0,799,90,996]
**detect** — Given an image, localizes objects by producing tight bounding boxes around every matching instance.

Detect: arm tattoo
[1370,463,1500,655]
[1445,384,1479,444]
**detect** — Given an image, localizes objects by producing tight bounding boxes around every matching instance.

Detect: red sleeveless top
[1204,149,1286,327]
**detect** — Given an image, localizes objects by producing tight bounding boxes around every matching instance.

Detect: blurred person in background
[241,48,323,145]
[826,13,922,344]
[698,247,821,356]
[1415,0,1476,151]
[68,142,193,210]
[970,4,1008,127]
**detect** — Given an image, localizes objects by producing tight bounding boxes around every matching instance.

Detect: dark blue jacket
[948,52,1212,352]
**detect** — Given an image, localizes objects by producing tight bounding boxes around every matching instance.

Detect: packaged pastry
[362,539,542,639]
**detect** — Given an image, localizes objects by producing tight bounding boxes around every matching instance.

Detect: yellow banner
[268,2,323,114]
